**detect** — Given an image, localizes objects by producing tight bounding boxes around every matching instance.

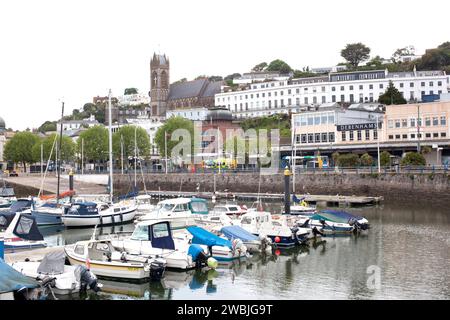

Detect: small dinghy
[296,210,370,235]
[10,250,101,296]
[220,225,272,254]
[186,226,248,261]
[0,212,47,251]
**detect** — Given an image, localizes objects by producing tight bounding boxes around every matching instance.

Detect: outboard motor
[75,265,100,293]
[188,244,209,268]
[312,226,324,237]
[149,258,166,281]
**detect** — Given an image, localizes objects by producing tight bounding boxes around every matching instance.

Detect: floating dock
[146,190,383,206]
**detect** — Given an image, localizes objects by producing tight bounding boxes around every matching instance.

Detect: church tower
[149,53,170,117]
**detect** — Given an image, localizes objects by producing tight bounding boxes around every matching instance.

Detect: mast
[56,101,64,206]
[134,125,137,189]
[108,89,113,203]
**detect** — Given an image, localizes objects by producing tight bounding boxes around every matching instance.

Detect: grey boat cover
[37,250,66,274]
[0,187,15,197]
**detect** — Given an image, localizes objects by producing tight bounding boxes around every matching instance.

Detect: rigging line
[136,146,148,194]
[38,134,58,199]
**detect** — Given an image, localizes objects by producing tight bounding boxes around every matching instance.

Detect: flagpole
[108,89,113,203]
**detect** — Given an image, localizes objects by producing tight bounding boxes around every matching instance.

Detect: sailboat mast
[134,125,137,189]
[108,89,113,203]
[56,101,64,206]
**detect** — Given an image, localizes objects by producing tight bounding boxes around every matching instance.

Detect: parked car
[9,170,19,177]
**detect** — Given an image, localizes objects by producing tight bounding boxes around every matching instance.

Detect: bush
[360,153,374,166]
[380,151,391,167]
[337,153,360,167]
[401,152,426,166]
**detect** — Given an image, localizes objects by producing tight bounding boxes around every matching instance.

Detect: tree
[378,81,407,105]
[208,76,223,82]
[341,43,371,68]
[401,152,426,166]
[336,153,360,167]
[37,121,57,133]
[360,153,374,166]
[367,55,385,68]
[391,46,416,63]
[112,126,151,163]
[380,151,391,167]
[252,62,268,72]
[266,59,292,74]
[31,134,76,163]
[224,73,241,87]
[154,117,194,158]
[3,131,40,171]
[77,126,109,162]
[124,88,138,95]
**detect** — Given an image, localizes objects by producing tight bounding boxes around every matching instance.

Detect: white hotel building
[214,69,449,119]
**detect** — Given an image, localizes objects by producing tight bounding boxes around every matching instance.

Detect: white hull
[136,216,196,230]
[62,209,136,227]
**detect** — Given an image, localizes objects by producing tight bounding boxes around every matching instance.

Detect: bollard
[284,167,291,215]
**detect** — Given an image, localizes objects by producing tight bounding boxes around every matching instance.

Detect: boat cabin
[64,202,99,216]
[131,221,175,250]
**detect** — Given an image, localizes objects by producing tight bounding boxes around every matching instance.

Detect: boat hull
[31,210,63,226]
[62,209,136,228]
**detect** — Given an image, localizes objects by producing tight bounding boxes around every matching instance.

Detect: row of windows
[388,116,447,128]
[388,132,447,140]
[341,129,378,142]
[293,112,335,127]
[296,132,335,144]
[218,81,445,102]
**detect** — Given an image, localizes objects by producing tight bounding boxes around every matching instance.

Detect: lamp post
[417,105,421,153]
[376,114,381,173]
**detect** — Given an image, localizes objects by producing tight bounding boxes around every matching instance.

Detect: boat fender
[99,215,103,226]
[120,212,123,223]
[111,214,115,225]
[207,257,218,269]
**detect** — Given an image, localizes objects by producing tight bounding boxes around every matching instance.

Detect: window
[332,86,336,91]
[340,95,345,102]
[429,81,433,87]
[321,133,328,142]
[315,133,321,142]
[388,120,394,128]
[395,134,400,139]
[314,115,320,125]
[402,119,407,127]
[421,82,425,87]
[329,132,335,142]
[441,132,447,138]
[328,113,335,124]
[410,82,414,88]
[256,94,259,98]
[288,89,291,94]
[322,96,326,103]
[433,117,439,126]
[131,225,149,241]
[359,85,363,90]
[365,130,370,140]
[357,130,362,141]
[268,93,271,97]
[321,113,328,124]
[433,133,439,138]
[350,94,354,102]
[296,97,300,105]
[373,129,378,140]
[359,93,363,102]
[410,92,415,100]
[400,83,404,88]
[369,84,373,89]
[340,86,344,91]
[388,135,394,140]
[288,98,292,106]
[280,99,284,106]
[313,96,317,104]
[425,117,431,126]
[425,133,431,138]
[349,131,354,141]
[332,95,336,102]
[296,88,300,94]
[417,118,422,126]
[307,115,313,125]
[251,94,253,98]
[341,131,346,142]
[301,134,307,143]
[308,134,313,143]
[304,97,309,104]
[350,85,354,90]
[262,93,265,97]
[410,118,416,127]
[75,245,85,255]
[274,100,278,108]
[410,133,415,139]
[402,134,408,139]
[379,84,384,89]
[280,91,284,96]
[440,116,446,126]
[153,222,170,238]
[438,81,442,86]
[395,120,401,128]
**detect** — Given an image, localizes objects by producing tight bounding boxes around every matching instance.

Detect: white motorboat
[62,201,137,228]
[109,220,209,270]
[9,250,101,295]
[0,212,47,251]
[135,197,205,229]
[212,203,247,216]
[65,235,166,281]
[134,194,155,216]
[219,225,272,254]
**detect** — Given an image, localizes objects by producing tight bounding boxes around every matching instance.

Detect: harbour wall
[114,172,450,206]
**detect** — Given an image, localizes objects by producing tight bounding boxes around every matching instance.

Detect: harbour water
[36,200,450,300]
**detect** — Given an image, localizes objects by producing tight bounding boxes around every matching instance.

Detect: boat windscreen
[13,214,44,241]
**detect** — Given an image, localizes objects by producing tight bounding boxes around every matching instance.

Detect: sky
[0,0,449,131]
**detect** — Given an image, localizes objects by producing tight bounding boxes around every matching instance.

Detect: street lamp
[376,114,381,173]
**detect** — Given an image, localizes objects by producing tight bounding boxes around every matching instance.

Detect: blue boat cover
[320,210,364,222]
[13,214,44,241]
[149,221,175,250]
[187,244,204,260]
[0,258,39,293]
[221,225,259,242]
[187,226,232,249]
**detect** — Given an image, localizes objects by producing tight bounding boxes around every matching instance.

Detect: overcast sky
[1,0,449,130]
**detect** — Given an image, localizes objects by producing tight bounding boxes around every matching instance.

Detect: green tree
[391,46,416,63]
[208,76,223,82]
[37,121,57,133]
[360,153,374,166]
[77,126,109,162]
[332,152,340,166]
[341,43,371,68]
[154,117,194,158]
[293,70,317,78]
[401,152,426,166]
[31,134,76,163]
[266,59,292,74]
[3,131,40,171]
[378,81,407,105]
[336,153,360,167]
[380,151,391,167]
[124,88,138,95]
[252,62,268,72]
[112,126,151,162]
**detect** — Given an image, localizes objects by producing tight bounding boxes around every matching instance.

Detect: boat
[0,257,41,300]
[61,201,137,228]
[136,197,208,229]
[283,194,317,215]
[295,210,369,235]
[108,220,209,270]
[9,250,101,296]
[2,198,33,214]
[28,198,68,226]
[65,234,166,282]
[236,210,311,247]
[134,194,155,216]
[0,212,47,252]
[212,203,247,216]
[220,225,272,254]
[0,183,16,210]
[185,226,248,261]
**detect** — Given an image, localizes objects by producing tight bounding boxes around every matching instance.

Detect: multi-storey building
[215,69,449,119]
